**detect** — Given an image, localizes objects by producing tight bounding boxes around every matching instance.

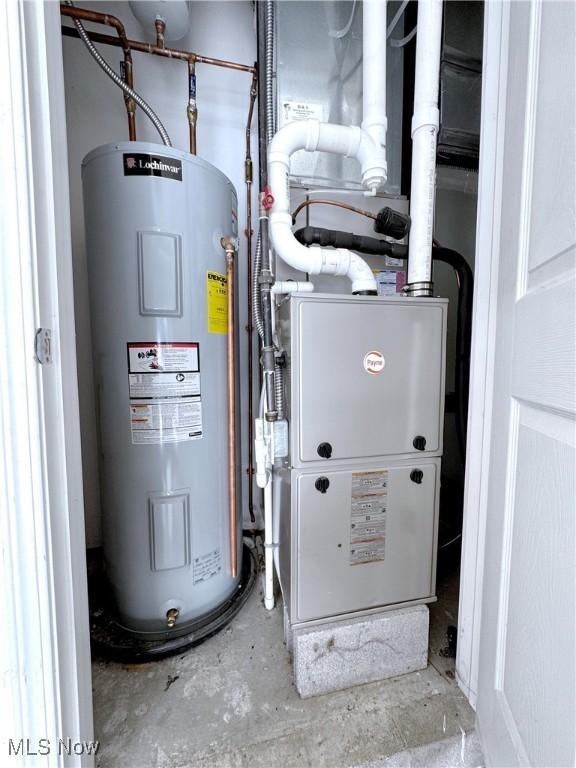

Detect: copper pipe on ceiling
[222,239,239,578]
[60,9,256,74]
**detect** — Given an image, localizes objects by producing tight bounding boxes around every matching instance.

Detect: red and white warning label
[127,342,202,444]
[127,342,200,399]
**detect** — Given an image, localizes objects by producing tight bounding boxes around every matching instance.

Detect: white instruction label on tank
[127,342,200,399]
[193,548,222,585]
[129,398,202,444]
[350,470,387,566]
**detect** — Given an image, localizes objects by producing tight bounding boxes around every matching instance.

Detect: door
[475,2,575,766]
[0,2,94,763]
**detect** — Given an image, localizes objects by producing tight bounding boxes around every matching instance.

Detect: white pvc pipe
[264,480,274,610]
[407,0,443,287]
[362,0,388,163]
[268,1,390,294]
[271,281,315,294]
[269,121,386,294]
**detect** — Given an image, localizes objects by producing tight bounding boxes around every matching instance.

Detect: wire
[291,198,377,224]
[391,25,417,48]
[328,0,358,39]
[440,533,462,549]
[386,0,409,38]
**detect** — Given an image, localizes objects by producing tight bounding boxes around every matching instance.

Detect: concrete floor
[92,556,476,768]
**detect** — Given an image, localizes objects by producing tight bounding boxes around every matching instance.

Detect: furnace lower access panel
[278,460,440,624]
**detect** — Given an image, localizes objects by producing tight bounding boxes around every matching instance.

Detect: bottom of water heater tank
[88,544,257,662]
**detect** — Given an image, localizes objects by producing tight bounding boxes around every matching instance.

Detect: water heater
[82,141,242,638]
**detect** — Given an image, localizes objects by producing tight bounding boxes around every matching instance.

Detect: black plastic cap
[374,207,411,240]
[317,442,333,459]
[352,290,378,296]
[413,435,427,451]
[410,469,424,484]
[315,477,330,494]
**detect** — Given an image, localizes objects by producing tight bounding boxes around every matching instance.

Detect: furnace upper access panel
[278,294,448,467]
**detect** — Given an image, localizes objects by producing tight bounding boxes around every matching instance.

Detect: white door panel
[476,2,575,767]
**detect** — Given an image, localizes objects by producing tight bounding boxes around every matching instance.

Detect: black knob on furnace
[413,435,426,451]
[315,477,330,494]
[317,442,333,459]
[410,469,424,485]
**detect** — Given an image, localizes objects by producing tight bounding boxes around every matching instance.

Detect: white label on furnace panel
[281,100,325,123]
[350,470,388,566]
[129,398,203,444]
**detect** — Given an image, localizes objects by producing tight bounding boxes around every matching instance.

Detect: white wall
[62,1,258,546]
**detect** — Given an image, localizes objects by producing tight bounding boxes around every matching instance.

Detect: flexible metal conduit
[265,0,276,142]
[64,1,172,146]
[252,231,264,340]
[255,0,278,422]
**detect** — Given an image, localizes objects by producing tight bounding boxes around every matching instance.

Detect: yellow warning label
[207,270,228,334]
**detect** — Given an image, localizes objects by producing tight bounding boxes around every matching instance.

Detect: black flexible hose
[294,226,408,258]
[431,247,473,464]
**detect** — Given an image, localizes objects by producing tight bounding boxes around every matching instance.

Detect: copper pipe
[60,12,256,74]
[187,60,197,155]
[60,5,129,49]
[155,18,166,49]
[194,53,256,74]
[244,72,257,523]
[61,5,137,140]
[222,239,238,578]
[291,198,378,224]
[123,58,137,141]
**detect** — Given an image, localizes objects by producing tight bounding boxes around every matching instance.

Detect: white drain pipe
[406,0,443,295]
[268,0,388,295]
[363,0,388,156]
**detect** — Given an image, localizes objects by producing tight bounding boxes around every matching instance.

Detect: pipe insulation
[65,1,172,146]
[406,0,443,290]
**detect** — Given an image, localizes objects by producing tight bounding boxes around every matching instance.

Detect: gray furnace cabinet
[276,294,448,627]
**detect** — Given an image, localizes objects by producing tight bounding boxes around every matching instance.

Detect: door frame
[1,0,511,746]
[455,0,510,708]
[0,1,93,763]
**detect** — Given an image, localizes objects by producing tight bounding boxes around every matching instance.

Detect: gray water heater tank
[82,141,241,636]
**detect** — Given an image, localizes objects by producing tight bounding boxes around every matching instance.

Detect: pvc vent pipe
[268,0,388,295]
[406,0,443,295]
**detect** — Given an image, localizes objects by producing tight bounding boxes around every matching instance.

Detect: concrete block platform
[292,605,429,698]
